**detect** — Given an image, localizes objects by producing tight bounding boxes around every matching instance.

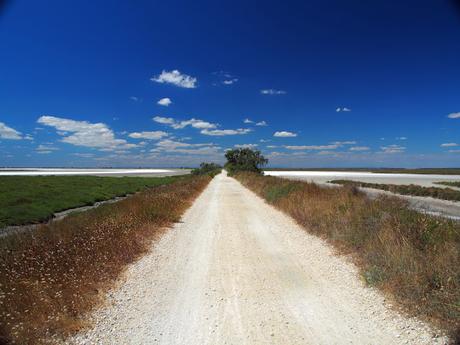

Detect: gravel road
[69,172,448,345]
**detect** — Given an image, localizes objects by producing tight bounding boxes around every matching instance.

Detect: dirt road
[70,172,446,345]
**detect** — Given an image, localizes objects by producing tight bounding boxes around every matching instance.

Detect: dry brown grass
[235,172,460,340]
[0,175,211,345]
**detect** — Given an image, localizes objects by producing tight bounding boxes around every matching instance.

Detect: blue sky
[0,0,459,168]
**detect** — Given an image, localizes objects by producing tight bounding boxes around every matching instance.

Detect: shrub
[191,162,222,177]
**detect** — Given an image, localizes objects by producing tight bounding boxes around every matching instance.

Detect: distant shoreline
[0,168,191,177]
[265,167,460,175]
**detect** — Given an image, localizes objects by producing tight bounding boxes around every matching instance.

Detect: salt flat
[0,168,189,177]
[265,170,460,187]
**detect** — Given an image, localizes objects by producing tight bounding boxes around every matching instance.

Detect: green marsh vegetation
[0,175,182,228]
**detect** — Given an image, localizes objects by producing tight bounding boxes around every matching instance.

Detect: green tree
[224,148,268,174]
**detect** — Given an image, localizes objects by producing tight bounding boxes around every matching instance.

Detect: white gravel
[68,172,449,345]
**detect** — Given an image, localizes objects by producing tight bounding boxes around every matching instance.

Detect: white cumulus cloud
[260,89,286,95]
[441,143,458,147]
[73,153,95,158]
[285,144,339,150]
[129,131,168,140]
[35,144,59,154]
[37,116,137,150]
[213,71,238,86]
[157,98,172,106]
[179,119,217,129]
[273,131,297,137]
[223,78,238,85]
[201,128,251,136]
[234,144,258,149]
[154,115,252,137]
[153,116,217,130]
[243,119,267,126]
[151,70,197,88]
[0,122,23,140]
[317,151,339,155]
[336,107,352,112]
[152,116,175,125]
[380,144,405,154]
[349,146,370,151]
[331,141,356,145]
[152,139,220,155]
[447,112,460,119]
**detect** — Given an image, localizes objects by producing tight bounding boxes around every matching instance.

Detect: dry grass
[0,175,211,345]
[235,172,460,340]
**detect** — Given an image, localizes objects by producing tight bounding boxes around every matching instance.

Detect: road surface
[70,172,446,345]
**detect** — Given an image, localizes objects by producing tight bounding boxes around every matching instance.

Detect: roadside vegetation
[330,180,460,202]
[0,175,211,344]
[436,181,460,188]
[224,148,267,175]
[0,175,182,228]
[234,170,459,339]
[191,162,222,177]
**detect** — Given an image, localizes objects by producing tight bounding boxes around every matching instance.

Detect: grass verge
[330,179,460,202]
[0,175,211,344]
[0,175,183,228]
[235,172,459,340]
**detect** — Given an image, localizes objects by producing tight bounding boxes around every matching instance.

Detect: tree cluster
[224,148,268,174]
